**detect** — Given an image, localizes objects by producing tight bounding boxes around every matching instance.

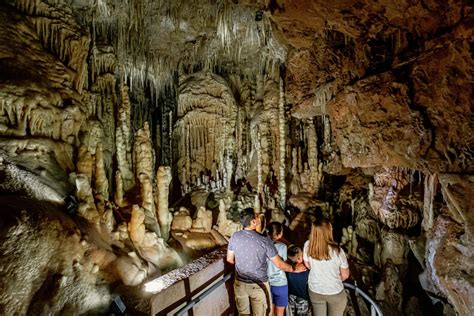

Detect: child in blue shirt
[267,222,288,316]
[287,245,310,315]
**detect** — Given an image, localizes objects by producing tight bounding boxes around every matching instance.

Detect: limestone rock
[172,207,193,231]
[156,166,173,241]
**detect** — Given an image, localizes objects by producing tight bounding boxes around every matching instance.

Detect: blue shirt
[228,229,278,283]
[286,269,309,300]
[267,242,288,286]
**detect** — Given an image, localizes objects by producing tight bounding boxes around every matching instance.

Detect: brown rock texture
[328,73,431,169]
[0,197,110,314]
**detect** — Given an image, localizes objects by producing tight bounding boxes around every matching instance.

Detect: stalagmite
[75,173,100,225]
[171,207,193,231]
[290,148,301,195]
[129,204,147,246]
[138,173,161,237]
[94,143,109,201]
[128,204,182,269]
[134,122,154,179]
[225,152,233,191]
[307,119,323,195]
[323,114,331,152]
[423,173,437,231]
[156,166,173,241]
[77,145,93,183]
[114,170,124,207]
[191,206,213,233]
[278,77,286,208]
[133,122,160,236]
[116,82,134,191]
[113,252,147,287]
[379,228,408,266]
[376,260,403,311]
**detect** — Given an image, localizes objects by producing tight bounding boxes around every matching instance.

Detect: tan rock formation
[94,143,109,202]
[191,206,213,233]
[116,82,134,191]
[156,166,172,241]
[75,174,100,225]
[128,205,182,269]
[368,167,421,229]
[216,199,242,237]
[171,207,193,231]
[77,145,94,183]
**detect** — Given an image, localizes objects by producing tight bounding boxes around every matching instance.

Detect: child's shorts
[270,285,289,307]
[288,294,309,315]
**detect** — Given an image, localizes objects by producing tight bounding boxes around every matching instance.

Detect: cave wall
[0,0,472,314]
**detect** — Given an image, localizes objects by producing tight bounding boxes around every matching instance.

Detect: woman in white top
[303,219,350,316]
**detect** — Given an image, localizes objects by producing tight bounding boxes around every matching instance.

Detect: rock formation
[0,0,472,314]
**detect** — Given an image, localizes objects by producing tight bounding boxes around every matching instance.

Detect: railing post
[343,282,383,316]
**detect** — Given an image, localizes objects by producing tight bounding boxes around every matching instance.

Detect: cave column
[278,78,286,208]
[307,118,322,196]
[116,81,135,191]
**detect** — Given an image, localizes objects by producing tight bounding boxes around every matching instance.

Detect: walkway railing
[174,272,233,316]
[343,282,383,316]
[173,275,383,316]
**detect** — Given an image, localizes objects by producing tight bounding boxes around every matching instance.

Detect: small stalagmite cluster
[0,0,472,315]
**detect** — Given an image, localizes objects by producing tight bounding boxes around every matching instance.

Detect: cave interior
[0,0,472,315]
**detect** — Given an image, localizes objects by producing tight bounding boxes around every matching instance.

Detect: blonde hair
[307,218,340,260]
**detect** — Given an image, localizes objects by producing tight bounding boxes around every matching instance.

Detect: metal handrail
[174,272,233,316]
[344,282,383,316]
[173,275,382,316]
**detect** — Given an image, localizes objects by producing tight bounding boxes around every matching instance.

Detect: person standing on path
[266,222,289,316]
[227,208,306,316]
[303,218,350,316]
[286,245,310,316]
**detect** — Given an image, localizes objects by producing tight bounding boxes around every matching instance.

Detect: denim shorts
[270,285,289,307]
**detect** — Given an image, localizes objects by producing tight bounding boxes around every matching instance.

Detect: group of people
[227,208,350,316]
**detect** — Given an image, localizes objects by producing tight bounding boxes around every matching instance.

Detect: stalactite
[14,0,91,93]
[278,78,286,208]
[313,81,337,115]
